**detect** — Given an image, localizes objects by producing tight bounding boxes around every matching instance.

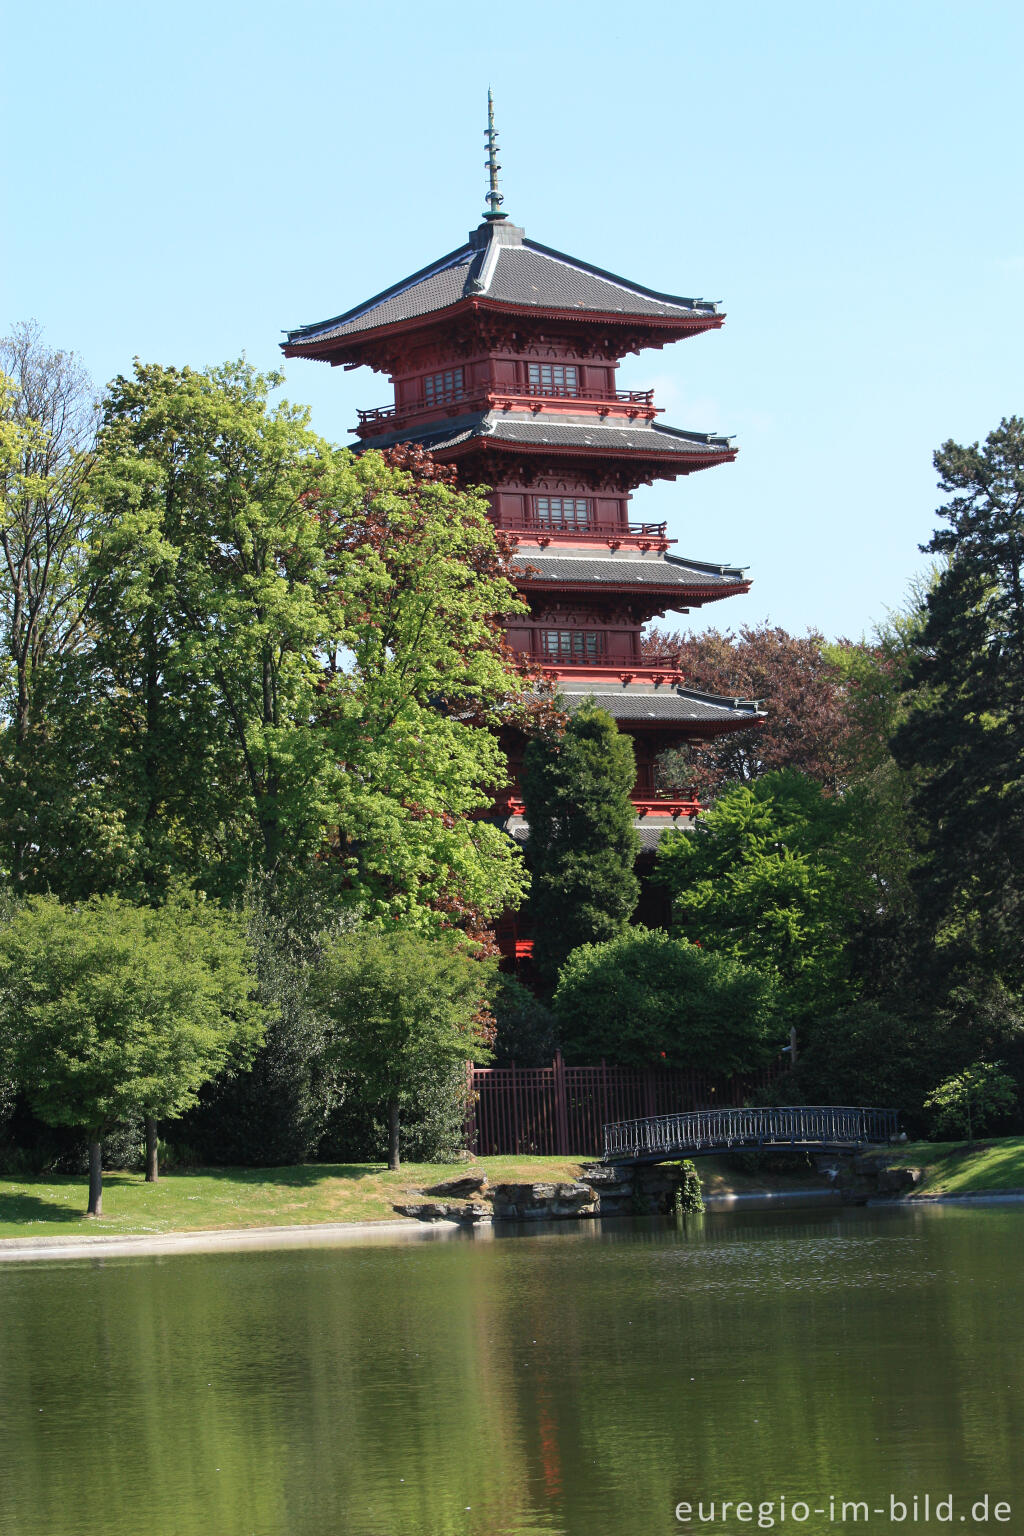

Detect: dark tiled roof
[636,823,692,850]
[354,411,733,460]
[514,551,747,588]
[489,244,710,318]
[558,686,764,725]
[285,221,719,347]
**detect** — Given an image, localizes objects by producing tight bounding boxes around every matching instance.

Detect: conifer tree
[521,703,639,983]
[892,417,1024,985]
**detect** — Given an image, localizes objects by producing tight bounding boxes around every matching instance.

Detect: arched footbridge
[602,1106,899,1165]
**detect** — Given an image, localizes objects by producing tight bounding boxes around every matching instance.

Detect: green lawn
[0,1156,586,1240]
[897,1137,1024,1195]
[5,1139,1021,1242]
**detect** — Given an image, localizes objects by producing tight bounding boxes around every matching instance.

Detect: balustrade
[602,1106,900,1161]
[355,383,657,430]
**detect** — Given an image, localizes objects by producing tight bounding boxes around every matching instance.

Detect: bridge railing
[602,1106,899,1161]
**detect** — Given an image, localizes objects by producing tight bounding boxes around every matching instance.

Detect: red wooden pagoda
[283,96,762,880]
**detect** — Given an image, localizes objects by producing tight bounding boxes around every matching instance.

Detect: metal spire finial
[483,88,507,221]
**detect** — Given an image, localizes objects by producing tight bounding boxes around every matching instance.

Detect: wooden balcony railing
[355,384,657,429]
[510,518,668,539]
[518,384,655,404]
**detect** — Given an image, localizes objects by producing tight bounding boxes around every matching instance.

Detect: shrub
[490,974,559,1066]
[552,927,779,1073]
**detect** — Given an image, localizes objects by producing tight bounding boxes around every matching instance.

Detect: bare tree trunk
[388,1102,400,1171]
[87,1141,103,1217]
[145,1117,159,1182]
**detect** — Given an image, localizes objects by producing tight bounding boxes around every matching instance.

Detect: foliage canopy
[522,703,639,982]
[0,892,264,1138]
[552,927,778,1074]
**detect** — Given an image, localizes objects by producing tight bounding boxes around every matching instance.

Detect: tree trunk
[388,1102,401,1171]
[86,1140,103,1217]
[145,1116,159,1182]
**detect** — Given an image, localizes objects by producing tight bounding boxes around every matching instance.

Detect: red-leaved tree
[643,623,888,797]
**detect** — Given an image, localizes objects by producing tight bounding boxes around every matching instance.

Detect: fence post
[554,1051,571,1155]
[511,1061,520,1155]
[465,1061,477,1154]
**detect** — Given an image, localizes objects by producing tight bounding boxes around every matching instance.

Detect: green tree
[521,703,639,982]
[90,359,344,897]
[552,927,778,1073]
[924,1062,1017,1144]
[0,328,119,889]
[177,876,358,1167]
[322,444,532,932]
[796,1002,947,1121]
[311,927,495,1169]
[656,770,871,1020]
[89,369,530,928]
[892,418,1024,986]
[490,973,559,1066]
[0,892,264,1212]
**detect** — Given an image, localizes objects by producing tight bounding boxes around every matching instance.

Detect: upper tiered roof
[283,219,723,360]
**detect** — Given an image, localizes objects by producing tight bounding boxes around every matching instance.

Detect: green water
[0,1206,1021,1536]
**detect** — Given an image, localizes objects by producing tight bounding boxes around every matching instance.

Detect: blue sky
[4,0,1021,640]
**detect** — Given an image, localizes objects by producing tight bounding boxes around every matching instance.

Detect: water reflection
[0,1207,1020,1536]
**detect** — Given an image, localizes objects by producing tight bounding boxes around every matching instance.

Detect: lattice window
[527,363,579,397]
[540,629,605,662]
[422,367,465,406]
[535,496,592,531]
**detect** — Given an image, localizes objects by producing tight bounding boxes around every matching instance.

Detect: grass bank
[0,1157,585,1240]
[896,1137,1024,1196]
[0,1151,838,1240]
[5,1139,1019,1241]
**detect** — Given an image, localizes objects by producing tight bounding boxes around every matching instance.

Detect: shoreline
[0,1216,456,1262]
[4,1187,1024,1263]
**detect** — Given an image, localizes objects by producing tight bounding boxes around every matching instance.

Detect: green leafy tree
[0,892,264,1212]
[924,1062,1017,1144]
[89,372,529,929]
[796,1002,948,1121]
[0,328,119,890]
[311,927,495,1169]
[490,973,559,1066]
[892,418,1024,986]
[321,443,532,932]
[522,703,639,982]
[656,769,872,1019]
[89,359,344,897]
[178,876,359,1167]
[552,927,778,1073]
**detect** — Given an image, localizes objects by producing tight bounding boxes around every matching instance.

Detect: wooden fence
[466,1053,779,1157]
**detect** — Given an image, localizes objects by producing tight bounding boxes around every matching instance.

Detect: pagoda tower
[283,97,762,882]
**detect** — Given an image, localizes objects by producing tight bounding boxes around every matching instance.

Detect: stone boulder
[578,1164,630,1186]
[423,1172,489,1198]
[489,1181,599,1220]
[393,1199,493,1224]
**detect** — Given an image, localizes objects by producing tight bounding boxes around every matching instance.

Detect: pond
[0,1205,1021,1535]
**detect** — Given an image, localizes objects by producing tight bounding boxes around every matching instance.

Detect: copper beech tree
[642,622,899,798]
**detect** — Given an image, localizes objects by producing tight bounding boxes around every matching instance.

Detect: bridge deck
[602,1106,899,1164]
